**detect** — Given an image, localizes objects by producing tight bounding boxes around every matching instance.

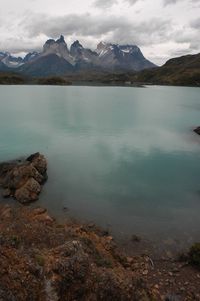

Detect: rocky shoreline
[0,153,47,204]
[0,154,200,300]
[0,205,200,301]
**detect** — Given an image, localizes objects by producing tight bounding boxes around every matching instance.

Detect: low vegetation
[0,72,26,84]
[188,243,200,267]
[36,76,72,85]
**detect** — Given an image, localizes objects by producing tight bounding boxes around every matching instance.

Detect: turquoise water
[0,85,200,248]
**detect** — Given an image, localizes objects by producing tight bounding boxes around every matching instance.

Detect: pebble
[172,268,179,273]
[33,208,47,215]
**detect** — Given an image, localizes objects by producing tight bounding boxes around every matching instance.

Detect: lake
[0,85,200,252]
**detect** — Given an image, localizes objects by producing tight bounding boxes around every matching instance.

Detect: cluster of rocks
[0,153,47,204]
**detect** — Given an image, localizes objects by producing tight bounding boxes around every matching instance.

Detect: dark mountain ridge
[133,52,200,86]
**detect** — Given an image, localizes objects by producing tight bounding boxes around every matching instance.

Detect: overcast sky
[0,0,200,65]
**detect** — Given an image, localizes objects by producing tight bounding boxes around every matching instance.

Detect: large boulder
[15,178,41,204]
[2,163,44,188]
[0,153,47,204]
[27,152,47,175]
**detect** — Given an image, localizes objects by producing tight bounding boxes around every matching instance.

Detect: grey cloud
[22,13,130,38]
[93,0,140,9]
[163,0,200,5]
[124,0,140,5]
[124,0,141,5]
[1,3,199,61]
[0,37,41,53]
[93,0,118,9]
[21,12,172,48]
[170,48,192,57]
[163,0,179,5]
[191,18,200,29]
[189,38,200,50]
[109,18,172,46]
[170,24,200,54]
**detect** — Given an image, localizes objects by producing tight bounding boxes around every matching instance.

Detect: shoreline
[0,152,199,260]
[0,81,200,88]
[0,149,200,299]
[0,204,200,300]
[1,195,198,260]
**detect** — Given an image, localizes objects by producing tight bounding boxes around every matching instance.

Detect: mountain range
[0,35,156,76]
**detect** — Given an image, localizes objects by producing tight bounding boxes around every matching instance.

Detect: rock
[3,163,44,188]
[194,126,200,135]
[33,207,47,215]
[27,152,47,175]
[33,212,54,223]
[0,205,12,219]
[165,294,181,301]
[0,153,47,204]
[142,270,148,275]
[63,206,69,212]
[15,178,41,203]
[2,188,11,198]
[131,234,141,243]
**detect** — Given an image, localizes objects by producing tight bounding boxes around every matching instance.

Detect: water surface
[0,85,200,251]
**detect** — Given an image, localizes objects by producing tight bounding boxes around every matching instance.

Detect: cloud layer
[0,0,199,65]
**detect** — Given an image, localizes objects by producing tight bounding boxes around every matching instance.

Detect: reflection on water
[0,85,200,250]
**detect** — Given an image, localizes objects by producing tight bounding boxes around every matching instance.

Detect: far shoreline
[0,81,200,88]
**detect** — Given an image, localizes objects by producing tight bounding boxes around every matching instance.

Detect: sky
[0,0,200,65]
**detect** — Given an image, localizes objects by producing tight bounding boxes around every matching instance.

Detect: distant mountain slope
[20,54,74,77]
[134,53,200,86]
[0,61,10,72]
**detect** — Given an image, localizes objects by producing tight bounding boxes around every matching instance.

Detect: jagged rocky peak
[96,42,120,57]
[0,35,157,74]
[56,35,65,44]
[119,44,140,54]
[71,40,83,49]
[70,40,84,57]
[43,35,68,51]
[96,41,108,52]
[96,42,110,56]
[23,52,39,63]
[96,42,140,55]
[0,52,24,68]
[42,35,75,65]
[96,41,107,50]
